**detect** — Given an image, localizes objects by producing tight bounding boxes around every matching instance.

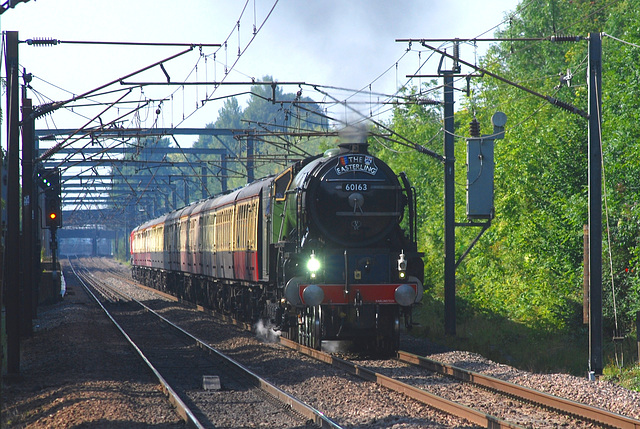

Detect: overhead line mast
[399,34,603,376]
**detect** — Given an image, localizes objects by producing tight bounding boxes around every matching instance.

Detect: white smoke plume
[338,123,370,144]
[254,319,281,343]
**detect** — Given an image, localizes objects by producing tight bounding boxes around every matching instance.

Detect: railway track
[396,351,640,429]
[283,337,640,428]
[75,257,640,428]
[72,259,131,303]
[67,257,341,429]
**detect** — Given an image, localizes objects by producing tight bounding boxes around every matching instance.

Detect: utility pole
[443,71,456,336]
[588,32,603,376]
[21,90,35,338]
[407,35,602,377]
[4,30,21,376]
[442,41,461,336]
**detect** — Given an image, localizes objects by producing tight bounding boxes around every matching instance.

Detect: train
[130,137,424,353]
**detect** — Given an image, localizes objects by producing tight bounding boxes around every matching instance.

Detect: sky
[1,0,521,143]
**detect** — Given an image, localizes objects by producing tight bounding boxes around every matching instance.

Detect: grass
[603,363,640,392]
[411,294,640,388]
[601,343,640,392]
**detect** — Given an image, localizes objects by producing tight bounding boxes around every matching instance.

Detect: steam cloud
[338,123,369,144]
[254,320,281,343]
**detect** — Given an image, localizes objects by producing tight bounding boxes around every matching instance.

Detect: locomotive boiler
[131,137,423,352]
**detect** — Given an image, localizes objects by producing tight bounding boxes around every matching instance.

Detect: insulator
[453,40,461,72]
[26,38,59,47]
[416,98,440,106]
[550,35,582,43]
[546,96,588,118]
[31,102,59,120]
[469,118,481,137]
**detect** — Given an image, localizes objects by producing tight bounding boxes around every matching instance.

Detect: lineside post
[637,310,640,364]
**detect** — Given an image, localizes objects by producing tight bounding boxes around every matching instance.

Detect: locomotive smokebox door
[305,147,403,248]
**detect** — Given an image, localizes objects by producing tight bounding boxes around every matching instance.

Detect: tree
[193,76,329,193]
[383,0,640,334]
[194,98,245,195]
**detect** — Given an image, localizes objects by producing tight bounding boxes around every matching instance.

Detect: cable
[603,32,640,49]
[594,68,619,346]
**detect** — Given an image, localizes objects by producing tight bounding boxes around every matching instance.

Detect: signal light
[44,189,61,228]
[40,167,62,229]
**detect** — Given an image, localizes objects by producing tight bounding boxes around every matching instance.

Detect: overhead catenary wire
[21,1,282,220]
[411,40,589,119]
[24,0,535,220]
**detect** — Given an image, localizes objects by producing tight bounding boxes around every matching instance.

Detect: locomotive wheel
[375,306,400,354]
[312,306,322,349]
[299,306,323,349]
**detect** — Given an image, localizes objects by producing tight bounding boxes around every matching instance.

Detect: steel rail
[137,301,343,429]
[121,260,640,428]
[279,337,523,429]
[75,259,342,429]
[66,258,206,429]
[74,264,130,304]
[398,350,640,429]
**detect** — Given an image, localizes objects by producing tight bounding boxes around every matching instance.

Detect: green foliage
[386,0,640,349]
[370,88,445,289]
[454,0,637,333]
[194,75,329,195]
[598,0,640,333]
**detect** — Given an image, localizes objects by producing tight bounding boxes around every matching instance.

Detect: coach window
[203,213,210,252]
[228,208,233,251]
[211,213,216,252]
[247,200,257,250]
[180,219,187,252]
[238,204,246,250]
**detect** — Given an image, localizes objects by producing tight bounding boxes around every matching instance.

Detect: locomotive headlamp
[307,251,321,278]
[397,251,407,279]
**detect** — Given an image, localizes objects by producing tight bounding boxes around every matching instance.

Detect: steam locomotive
[130,137,424,352]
